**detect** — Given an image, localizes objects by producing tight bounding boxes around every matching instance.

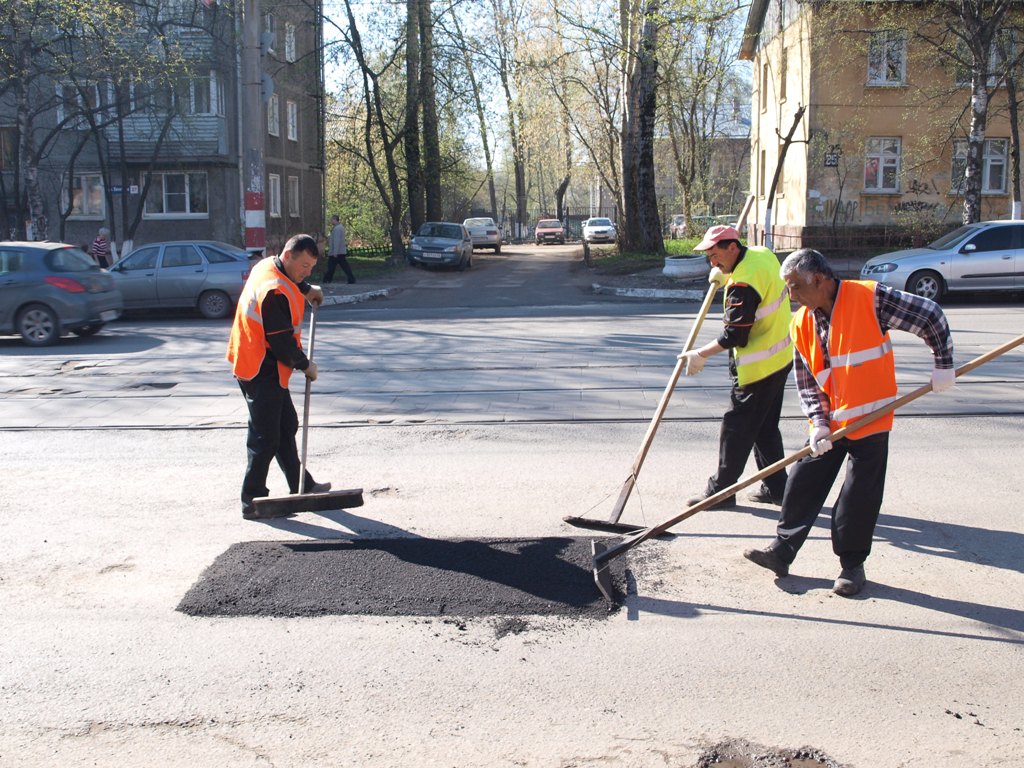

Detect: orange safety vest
[226,257,306,388]
[792,280,897,440]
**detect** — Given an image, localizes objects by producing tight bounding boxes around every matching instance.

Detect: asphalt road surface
[2,245,1023,767]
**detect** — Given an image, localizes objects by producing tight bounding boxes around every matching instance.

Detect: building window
[268,173,281,218]
[143,172,209,217]
[288,176,300,217]
[267,93,279,136]
[779,48,788,101]
[864,137,901,192]
[0,127,14,170]
[56,81,105,126]
[760,62,769,112]
[263,12,277,54]
[66,174,105,218]
[286,100,298,141]
[776,143,785,193]
[182,72,220,115]
[952,138,1008,194]
[867,30,906,86]
[759,149,766,197]
[285,23,297,63]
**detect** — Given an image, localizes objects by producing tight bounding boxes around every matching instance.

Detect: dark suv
[0,241,123,346]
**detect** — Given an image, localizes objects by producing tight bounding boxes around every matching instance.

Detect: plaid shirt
[794,281,955,427]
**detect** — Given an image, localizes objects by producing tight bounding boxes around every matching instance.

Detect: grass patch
[312,252,404,283]
[590,237,705,275]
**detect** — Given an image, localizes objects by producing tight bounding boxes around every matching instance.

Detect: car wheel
[198,290,232,319]
[17,303,60,346]
[906,270,944,302]
[71,324,104,337]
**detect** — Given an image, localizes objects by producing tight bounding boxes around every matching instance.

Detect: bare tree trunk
[1007,70,1022,219]
[763,104,806,251]
[419,0,442,221]
[405,0,423,233]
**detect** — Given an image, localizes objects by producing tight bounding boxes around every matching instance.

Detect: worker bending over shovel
[227,234,331,520]
[680,225,794,509]
[744,248,955,596]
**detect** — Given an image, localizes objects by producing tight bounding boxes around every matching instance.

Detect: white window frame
[285,23,297,63]
[267,93,280,136]
[184,71,220,116]
[64,173,105,219]
[864,137,901,193]
[952,138,1008,194]
[288,176,300,217]
[56,81,104,126]
[268,173,281,218]
[142,172,210,218]
[263,13,277,54]
[0,126,15,170]
[867,30,906,86]
[286,100,298,141]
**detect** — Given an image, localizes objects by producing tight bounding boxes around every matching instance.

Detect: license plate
[100,310,119,321]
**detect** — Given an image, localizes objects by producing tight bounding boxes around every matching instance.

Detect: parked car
[108,240,252,319]
[535,219,566,245]
[462,217,502,253]
[0,241,123,346]
[407,222,474,270]
[582,217,617,244]
[860,220,1024,301]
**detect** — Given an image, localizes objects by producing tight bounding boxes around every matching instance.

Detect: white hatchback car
[582,217,617,244]
[462,217,502,253]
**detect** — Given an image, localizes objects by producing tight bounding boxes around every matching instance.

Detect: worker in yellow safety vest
[743,248,955,596]
[680,225,794,510]
[227,234,329,520]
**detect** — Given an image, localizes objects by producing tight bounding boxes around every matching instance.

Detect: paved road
[2,246,1023,767]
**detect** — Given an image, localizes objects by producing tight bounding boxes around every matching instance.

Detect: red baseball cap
[693,225,741,251]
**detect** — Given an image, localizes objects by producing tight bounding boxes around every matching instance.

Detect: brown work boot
[743,547,790,577]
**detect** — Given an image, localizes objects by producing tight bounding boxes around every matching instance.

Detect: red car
[535,219,566,245]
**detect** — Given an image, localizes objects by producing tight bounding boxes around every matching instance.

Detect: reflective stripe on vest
[728,245,793,386]
[226,257,305,388]
[792,280,897,440]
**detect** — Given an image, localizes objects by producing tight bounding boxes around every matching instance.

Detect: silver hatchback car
[109,240,253,318]
[861,220,1024,301]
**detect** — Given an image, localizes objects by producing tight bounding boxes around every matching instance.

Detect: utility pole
[241,0,266,255]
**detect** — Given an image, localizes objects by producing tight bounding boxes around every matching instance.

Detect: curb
[592,283,706,301]
[322,287,400,306]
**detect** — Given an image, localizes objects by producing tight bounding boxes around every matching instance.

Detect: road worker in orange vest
[227,234,329,520]
[743,248,955,596]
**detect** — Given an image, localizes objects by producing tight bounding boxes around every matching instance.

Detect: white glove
[303,360,318,382]
[809,425,832,457]
[931,367,955,393]
[708,267,728,288]
[306,285,324,306]
[678,350,706,376]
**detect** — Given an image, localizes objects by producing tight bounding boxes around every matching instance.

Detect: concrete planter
[662,254,708,280]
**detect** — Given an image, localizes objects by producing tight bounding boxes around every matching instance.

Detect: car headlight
[408,243,422,253]
[862,262,898,275]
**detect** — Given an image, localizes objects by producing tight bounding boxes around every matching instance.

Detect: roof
[739,0,770,61]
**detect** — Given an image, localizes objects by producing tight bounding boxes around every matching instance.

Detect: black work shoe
[686,493,737,510]
[833,566,866,597]
[743,547,790,577]
[747,486,783,505]
[307,481,332,494]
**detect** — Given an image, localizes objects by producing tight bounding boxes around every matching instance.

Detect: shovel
[591,332,1024,602]
[564,282,719,534]
[251,303,364,516]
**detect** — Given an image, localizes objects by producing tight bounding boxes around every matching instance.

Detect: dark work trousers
[772,431,889,569]
[238,377,316,510]
[324,253,355,284]
[706,362,792,500]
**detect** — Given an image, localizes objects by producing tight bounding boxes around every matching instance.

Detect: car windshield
[589,218,612,226]
[463,218,493,227]
[538,220,561,228]
[45,246,98,273]
[419,223,462,239]
[927,224,977,250]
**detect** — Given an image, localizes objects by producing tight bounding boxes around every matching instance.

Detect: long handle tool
[564,282,719,533]
[252,304,364,516]
[591,333,1024,601]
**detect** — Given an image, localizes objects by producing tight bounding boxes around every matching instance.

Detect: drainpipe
[241,0,266,256]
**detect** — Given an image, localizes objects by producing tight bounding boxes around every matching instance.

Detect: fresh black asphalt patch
[177,537,627,618]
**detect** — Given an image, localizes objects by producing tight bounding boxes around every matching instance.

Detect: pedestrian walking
[226,234,332,520]
[743,248,955,596]
[679,225,794,509]
[90,227,112,268]
[324,214,355,284]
